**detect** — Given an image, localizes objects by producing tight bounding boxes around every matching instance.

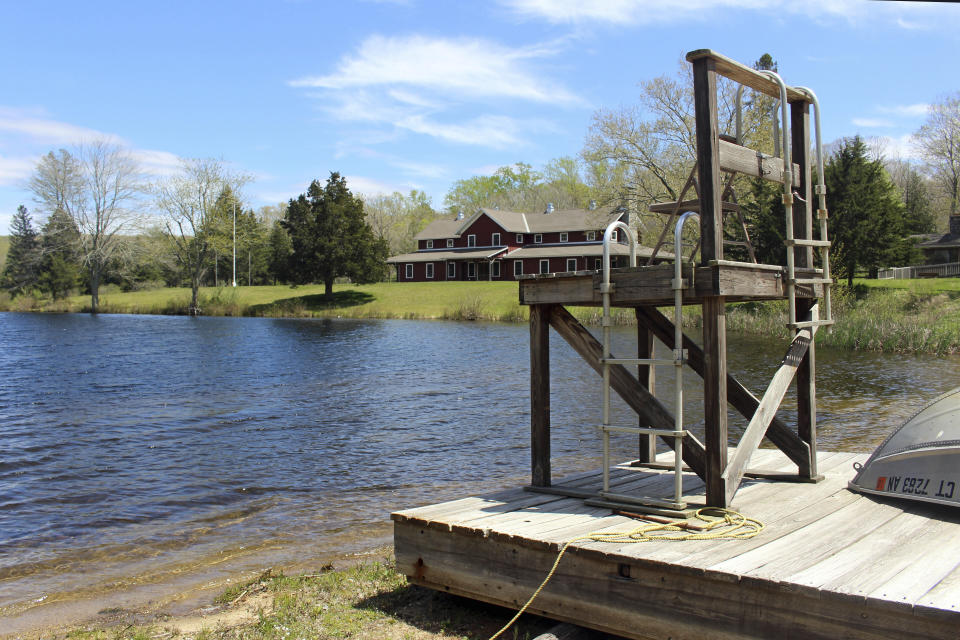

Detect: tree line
[3,54,959,307]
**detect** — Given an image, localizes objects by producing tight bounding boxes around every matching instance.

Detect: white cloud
[868,134,921,161]
[290,34,580,104]
[852,118,894,129]
[0,107,121,145]
[389,159,447,179]
[130,149,183,177]
[345,175,408,197]
[396,114,525,148]
[878,103,930,118]
[0,154,37,186]
[500,0,947,28]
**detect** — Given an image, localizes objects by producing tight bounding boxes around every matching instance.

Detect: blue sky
[2,0,958,233]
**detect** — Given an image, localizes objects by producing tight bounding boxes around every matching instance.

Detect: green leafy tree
[266,220,292,285]
[39,208,82,299]
[282,173,388,298]
[826,136,914,285]
[1,205,42,296]
[364,189,439,254]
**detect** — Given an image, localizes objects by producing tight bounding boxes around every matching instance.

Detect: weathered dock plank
[394,450,960,639]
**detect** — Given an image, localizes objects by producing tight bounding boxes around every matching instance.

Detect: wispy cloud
[0,154,37,186]
[852,117,894,129]
[0,107,120,145]
[878,103,930,118]
[500,0,950,28]
[290,34,580,150]
[290,34,580,104]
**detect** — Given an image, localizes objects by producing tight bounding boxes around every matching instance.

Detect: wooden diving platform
[393,449,960,639]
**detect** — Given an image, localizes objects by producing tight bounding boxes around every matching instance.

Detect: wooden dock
[393,449,960,639]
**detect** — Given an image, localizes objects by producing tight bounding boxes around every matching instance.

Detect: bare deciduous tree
[155,158,248,314]
[29,139,145,312]
[915,93,960,217]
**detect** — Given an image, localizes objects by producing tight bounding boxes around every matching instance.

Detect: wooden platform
[393,449,960,639]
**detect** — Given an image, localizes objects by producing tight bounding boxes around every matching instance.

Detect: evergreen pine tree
[39,208,83,299]
[826,136,913,285]
[1,206,42,296]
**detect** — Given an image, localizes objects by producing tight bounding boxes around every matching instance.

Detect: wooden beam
[530,304,552,487]
[702,296,728,507]
[548,306,707,478]
[634,306,811,470]
[649,198,740,214]
[791,101,814,269]
[718,139,802,185]
[636,308,656,463]
[685,49,808,103]
[722,327,814,504]
[693,57,722,264]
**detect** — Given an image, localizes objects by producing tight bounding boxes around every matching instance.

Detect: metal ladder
[762,71,834,330]
[597,214,698,511]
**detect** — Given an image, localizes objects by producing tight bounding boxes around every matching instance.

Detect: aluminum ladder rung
[786,238,831,248]
[602,357,681,366]
[600,425,686,438]
[787,319,835,330]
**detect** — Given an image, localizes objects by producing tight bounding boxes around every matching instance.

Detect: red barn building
[387,205,655,281]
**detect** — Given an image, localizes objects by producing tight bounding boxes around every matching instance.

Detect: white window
[516,233,523,243]
[468,234,476,247]
[539,259,550,275]
[492,232,501,246]
[425,263,434,279]
[611,229,618,242]
[468,262,477,279]
[405,264,413,279]
[560,232,568,243]
[534,233,543,244]
[447,261,456,279]
[514,260,523,277]
[446,239,454,248]
[586,231,596,241]
[426,239,433,249]
[492,261,501,278]
[566,258,577,272]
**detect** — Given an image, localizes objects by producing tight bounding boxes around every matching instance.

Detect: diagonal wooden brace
[548,306,707,479]
[722,326,814,504]
[634,306,812,473]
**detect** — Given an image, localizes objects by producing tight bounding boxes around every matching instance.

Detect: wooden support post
[548,306,707,478]
[530,304,552,487]
[693,55,728,507]
[791,100,814,269]
[797,299,819,479]
[702,297,728,507]
[636,307,656,463]
[634,307,810,469]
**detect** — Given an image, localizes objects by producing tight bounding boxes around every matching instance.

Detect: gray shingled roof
[386,247,506,263]
[412,206,625,240]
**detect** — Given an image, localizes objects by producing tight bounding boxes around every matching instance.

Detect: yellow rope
[488,507,764,640]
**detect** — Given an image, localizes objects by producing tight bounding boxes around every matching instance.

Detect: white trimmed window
[539,259,550,274]
[447,261,456,279]
[492,232,501,246]
[611,229,618,242]
[516,233,523,243]
[514,260,523,277]
[566,258,577,272]
[468,234,476,247]
[447,239,454,248]
[492,261,501,278]
[560,232,568,243]
[426,239,433,249]
[586,231,596,241]
[468,262,477,279]
[425,263,434,279]
[534,233,543,244]
[405,264,413,279]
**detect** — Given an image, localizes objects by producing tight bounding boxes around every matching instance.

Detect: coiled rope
[488,507,764,640]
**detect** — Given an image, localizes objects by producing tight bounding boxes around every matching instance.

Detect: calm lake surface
[1,312,959,620]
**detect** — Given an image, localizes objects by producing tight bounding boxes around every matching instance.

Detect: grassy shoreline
[2,278,959,355]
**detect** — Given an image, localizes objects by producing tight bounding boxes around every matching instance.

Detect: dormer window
[516,233,523,243]
[467,234,476,247]
[426,239,433,249]
[560,232,568,243]
[447,239,454,248]
[492,232,501,246]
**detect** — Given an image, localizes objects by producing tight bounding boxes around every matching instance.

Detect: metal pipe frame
[671,211,699,506]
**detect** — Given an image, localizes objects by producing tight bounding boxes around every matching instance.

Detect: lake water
[1,312,959,626]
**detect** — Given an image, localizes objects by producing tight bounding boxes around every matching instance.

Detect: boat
[849,387,960,507]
